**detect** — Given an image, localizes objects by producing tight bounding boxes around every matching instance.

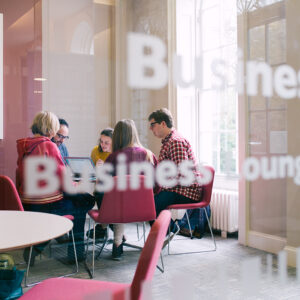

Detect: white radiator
[210,189,238,237]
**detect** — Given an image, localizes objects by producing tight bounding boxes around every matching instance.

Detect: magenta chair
[166,165,216,255]
[86,175,157,277]
[19,210,171,300]
[0,175,24,211]
[0,175,78,286]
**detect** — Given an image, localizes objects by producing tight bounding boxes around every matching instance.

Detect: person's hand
[96,159,104,167]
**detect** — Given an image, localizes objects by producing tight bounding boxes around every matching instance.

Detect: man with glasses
[148,108,202,218]
[51,118,70,162]
[51,118,71,244]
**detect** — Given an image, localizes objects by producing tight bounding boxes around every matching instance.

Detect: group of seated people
[15,108,202,264]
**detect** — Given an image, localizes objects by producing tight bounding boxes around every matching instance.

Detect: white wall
[42,0,113,156]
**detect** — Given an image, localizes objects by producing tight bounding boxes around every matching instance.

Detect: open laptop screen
[64,157,95,179]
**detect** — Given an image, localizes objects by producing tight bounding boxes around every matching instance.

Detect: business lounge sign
[128,32,300,100]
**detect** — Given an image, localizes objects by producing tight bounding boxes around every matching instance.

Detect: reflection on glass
[250,111,267,154]
[269,93,286,109]
[249,25,265,61]
[268,19,286,65]
[249,95,267,111]
[268,110,286,131]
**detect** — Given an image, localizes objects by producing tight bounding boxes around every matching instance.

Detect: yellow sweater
[90,146,110,165]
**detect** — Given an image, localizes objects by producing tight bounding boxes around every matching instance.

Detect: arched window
[70,21,94,55]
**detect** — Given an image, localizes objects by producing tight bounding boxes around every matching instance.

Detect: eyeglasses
[57,133,69,140]
[150,121,159,128]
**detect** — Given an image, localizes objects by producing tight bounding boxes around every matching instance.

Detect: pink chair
[19,210,171,300]
[166,165,216,254]
[86,175,157,277]
[0,175,78,286]
[0,175,24,211]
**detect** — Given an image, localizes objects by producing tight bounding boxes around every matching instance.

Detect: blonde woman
[16,111,94,265]
[16,111,64,205]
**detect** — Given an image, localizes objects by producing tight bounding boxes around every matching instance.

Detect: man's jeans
[154,191,193,217]
[153,191,193,232]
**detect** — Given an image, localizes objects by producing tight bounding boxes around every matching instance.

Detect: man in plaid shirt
[148,108,202,217]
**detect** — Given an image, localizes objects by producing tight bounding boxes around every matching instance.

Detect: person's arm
[64,144,69,157]
[90,147,97,165]
[152,153,158,166]
[46,142,65,189]
[151,153,161,194]
[102,152,117,177]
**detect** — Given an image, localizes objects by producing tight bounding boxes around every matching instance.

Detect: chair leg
[136,223,140,240]
[24,246,34,287]
[166,207,217,255]
[143,222,146,244]
[24,229,79,287]
[84,220,94,279]
[85,217,91,255]
[61,229,79,277]
[95,231,109,260]
[123,222,148,250]
[156,253,165,273]
[92,223,96,278]
[167,222,170,255]
[204,207,216,251]
[167,221,180,255]
[91,224,108,277]
[185,212,193,239]
[136,222,146,242]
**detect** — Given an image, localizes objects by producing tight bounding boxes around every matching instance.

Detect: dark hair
[112,119,141,152]
[98,127,114,152]
[59,118,69,128]
[148,108,173,128]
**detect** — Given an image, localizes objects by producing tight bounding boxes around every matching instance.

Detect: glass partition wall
[2,0,300,297]
[241,0,287,251]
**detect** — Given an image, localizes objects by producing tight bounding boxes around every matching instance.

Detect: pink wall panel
[0,0,42,182]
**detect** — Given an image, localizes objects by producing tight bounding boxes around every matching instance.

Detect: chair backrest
[200,165,215,207]
[98,175,156,224]
[0,175,24,211]
[130,210,171,300]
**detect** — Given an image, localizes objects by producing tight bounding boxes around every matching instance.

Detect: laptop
[64,157,96,181]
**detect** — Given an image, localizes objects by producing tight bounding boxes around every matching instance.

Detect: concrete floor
[10,223,300,299]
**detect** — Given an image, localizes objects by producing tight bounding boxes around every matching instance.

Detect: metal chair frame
[85,219,164,278]
[167,207,216,255]
[24,227,79,287]
[166,165,217,255]
[0,175,79,287]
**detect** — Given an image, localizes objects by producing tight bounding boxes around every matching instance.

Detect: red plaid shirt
[158,129,202,201]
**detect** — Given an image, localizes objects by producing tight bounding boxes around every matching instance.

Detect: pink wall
[0,0,42,182]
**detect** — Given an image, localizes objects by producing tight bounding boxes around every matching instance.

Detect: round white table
[0,211,73,253]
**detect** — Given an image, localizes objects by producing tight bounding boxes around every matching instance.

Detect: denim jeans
[154,191,193,218]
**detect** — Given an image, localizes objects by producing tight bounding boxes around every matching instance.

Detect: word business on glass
[24,154,212,196]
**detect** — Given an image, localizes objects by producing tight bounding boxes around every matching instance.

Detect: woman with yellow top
[90,128,113,166]
[87,128,113,239]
